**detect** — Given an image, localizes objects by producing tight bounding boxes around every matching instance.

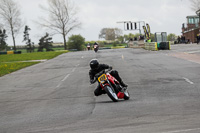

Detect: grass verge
[0,51,68,77]
[0,51,68,62]
[0,62,39,77]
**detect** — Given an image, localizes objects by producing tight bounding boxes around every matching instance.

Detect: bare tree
[190,0,200,11]
[39,0,81,50]
[0,0,23,51]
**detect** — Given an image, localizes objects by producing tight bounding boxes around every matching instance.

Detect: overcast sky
[8,0,195,45]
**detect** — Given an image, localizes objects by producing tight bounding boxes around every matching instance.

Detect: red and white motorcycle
[94,69,130,102]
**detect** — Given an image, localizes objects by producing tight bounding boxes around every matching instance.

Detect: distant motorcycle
[87,44,90,51]
[94,45,98,53]
[94,69,130,102]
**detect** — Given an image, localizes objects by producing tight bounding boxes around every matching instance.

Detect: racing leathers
[89,64,127,96]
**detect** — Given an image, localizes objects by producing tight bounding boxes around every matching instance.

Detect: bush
[67,34,85,51]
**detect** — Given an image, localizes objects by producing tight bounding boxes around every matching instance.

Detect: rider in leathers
[89,59,128,96]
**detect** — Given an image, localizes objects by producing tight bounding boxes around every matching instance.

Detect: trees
[123,33,135,42]
[190,0,200,11]
[38,33,54,52]
[0,29,8,51]
[39,0,81,50]
[0,0,23,51]
[167,33,176,41]
[117,36,125,43]
[99,28,123,41]
[67,34,85,51]
[23,26,34,53]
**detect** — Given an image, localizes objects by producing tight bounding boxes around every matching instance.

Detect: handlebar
[94,68,112,79]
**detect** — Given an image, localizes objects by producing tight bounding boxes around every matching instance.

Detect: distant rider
[87,43,90,50]
[89,59,128,96]
[93,42,99,47]
[93,42,99,49]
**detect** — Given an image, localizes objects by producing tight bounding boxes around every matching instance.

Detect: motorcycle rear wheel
[104,86,118,102]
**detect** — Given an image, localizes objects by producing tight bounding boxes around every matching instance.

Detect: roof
[186,15,199,18]
[182,27,200,33]
[196,9,200,14]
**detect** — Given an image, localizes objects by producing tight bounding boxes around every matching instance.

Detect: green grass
[0,51,68,77]
[111,46,126,49]
[0,51,68,62]
[0,62,39,77]
[15,47,65,53]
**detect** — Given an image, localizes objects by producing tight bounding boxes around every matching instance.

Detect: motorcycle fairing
[106,73,119,85]
[117,92,124,99]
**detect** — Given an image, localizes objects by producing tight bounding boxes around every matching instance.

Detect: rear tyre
[104,86,118,102]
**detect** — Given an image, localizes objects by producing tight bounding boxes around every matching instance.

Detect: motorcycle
[94,69,130,102]
[94,45,98,52]
[87,46,90,51]
[87,44,90,51]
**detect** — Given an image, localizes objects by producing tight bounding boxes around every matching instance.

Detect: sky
[5,0,195,46]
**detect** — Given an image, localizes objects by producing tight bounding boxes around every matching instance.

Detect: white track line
[61,74,70,82]
[162,128,200,133]
[72,68,76,72]
[185,50,200,54]
[183,77,194,85]
[56,83,62,88]
[56,63,79,88]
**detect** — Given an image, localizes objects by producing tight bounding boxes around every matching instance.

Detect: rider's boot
[120,81,128,87]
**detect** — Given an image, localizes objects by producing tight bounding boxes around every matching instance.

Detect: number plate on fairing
[98,74,107,83]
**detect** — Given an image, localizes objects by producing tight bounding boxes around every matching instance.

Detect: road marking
[183,77,194,85]
[162,128,200,133]
[56,64,79,88]
[72,68,76,72]
[56,74,70,88]
[56,83,62,88]
[81,56,84,58]
[72,64,80,72]
[170,52,200,65]
[188,60,200,65]
[61,74,70,81]
[122,54,124,60]
[185,50,200,54]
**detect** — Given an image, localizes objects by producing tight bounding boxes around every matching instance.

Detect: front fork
[107,80,121,93]
[100,80,117,93]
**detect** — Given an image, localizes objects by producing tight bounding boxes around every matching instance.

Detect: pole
[139,22,141,35]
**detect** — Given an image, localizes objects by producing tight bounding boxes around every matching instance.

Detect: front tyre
[124,89,130,100]
[104,86,118,102]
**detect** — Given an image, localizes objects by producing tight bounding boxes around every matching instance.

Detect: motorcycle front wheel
[124,89,130,100]
[104,86,118,102]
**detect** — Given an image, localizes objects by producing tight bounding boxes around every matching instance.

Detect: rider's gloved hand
[90,79,96,84]
[95,74,99,78]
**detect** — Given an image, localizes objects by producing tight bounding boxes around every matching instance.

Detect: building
[182,15,200,43]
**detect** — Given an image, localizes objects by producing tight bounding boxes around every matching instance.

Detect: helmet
[90,59,99,70]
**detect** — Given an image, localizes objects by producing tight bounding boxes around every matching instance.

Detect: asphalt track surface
[0,44,200,133]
